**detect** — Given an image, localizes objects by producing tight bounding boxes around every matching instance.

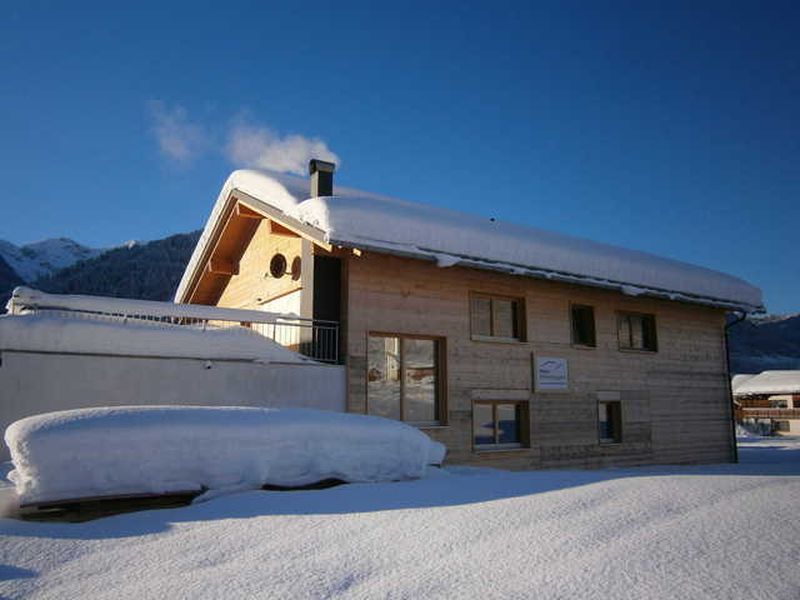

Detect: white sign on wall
[535,356,569,391]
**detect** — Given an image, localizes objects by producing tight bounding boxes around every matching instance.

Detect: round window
[291,256,302,280]
[269,254,287,278]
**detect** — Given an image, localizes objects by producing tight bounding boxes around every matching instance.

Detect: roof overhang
[325,237,763,313]
[176,188,330,305]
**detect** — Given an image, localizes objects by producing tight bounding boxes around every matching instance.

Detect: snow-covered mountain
[0,238,105,283]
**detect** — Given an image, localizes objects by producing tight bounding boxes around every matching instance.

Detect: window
[771,398,789,409]
[367,334,444,424]
[598,401,622,443]
[473,401,528,449]
[269,253,287,278]
[617,312,657,351]
[571,305,596,347]
[290,256,302,280]
[470,294,524,340]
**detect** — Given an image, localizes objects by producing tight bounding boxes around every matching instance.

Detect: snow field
[0,437,797,599]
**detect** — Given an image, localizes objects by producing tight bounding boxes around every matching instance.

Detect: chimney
[309,159,336,197]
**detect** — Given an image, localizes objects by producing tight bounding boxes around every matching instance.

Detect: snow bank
[733,370,800,396]
[0,314,311,363]
[7,286,282,323]
[177,169,763,311]
[5,406,446,505]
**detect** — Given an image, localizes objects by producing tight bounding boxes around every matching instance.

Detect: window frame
[366,332,447,426]
[598,400,623,444]
[616,311,658,352]
[570,303,597,348]
[472,400,530,451]
[469,292,526,342]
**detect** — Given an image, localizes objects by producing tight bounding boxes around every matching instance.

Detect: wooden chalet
[733,371,800,435]
[175,160,764,469]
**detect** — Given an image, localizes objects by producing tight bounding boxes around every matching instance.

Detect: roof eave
[332,238,764,314]
[175,188,330,304]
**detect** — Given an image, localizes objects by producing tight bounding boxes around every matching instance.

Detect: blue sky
[1,1,798,313]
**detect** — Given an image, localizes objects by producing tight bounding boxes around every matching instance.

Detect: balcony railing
[735,408,800,420]
[6,287,340,364]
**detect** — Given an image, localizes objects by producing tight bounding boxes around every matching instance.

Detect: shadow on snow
[0,440,798,542]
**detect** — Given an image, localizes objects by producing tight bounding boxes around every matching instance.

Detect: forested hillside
[32,232,200,301]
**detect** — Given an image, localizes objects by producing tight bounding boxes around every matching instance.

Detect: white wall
[0,350,346,461]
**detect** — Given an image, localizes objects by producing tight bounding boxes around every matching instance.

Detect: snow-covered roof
[176,169,763,312]
[732,371,800,396]
[731,374,757,392]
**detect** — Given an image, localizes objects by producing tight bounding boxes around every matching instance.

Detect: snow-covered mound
[5,406,446,505]
[0,238,104,282]
[177,169,763,311]
[0,314,311,363]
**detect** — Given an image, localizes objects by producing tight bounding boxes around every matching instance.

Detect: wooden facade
[345,252,734,468]
[194,200,737,469]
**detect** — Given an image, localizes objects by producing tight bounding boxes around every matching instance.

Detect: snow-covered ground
[1,437,798,599]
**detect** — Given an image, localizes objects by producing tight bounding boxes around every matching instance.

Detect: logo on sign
[535,356,568,390]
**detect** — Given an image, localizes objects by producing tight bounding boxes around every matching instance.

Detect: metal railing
[7,288,340,364]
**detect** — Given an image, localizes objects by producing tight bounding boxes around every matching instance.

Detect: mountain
[0,238,104,283]
[0,255,24,305]
[31,231,201,301]
[728,314,800,374]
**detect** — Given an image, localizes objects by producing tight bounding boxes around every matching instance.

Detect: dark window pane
[511,301,520,339]
[599,401,622,443]
[572,305,596,346]
[367,336,401,420]
[403,338,438,422]
[642,315,657,351]
[598,402,611,440]
[492,299,515,338]
[471,297,492,336]
[473,403,495,446]
[497,404,521,444]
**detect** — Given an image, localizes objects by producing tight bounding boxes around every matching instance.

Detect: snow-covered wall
[0,351,345,461]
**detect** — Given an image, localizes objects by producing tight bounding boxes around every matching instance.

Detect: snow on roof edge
[327,237,762,312]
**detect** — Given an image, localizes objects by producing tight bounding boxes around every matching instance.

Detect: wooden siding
[344,252,734,469]
[216,219,305,311]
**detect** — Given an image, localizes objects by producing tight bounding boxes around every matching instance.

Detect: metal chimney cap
[309,159,336,175]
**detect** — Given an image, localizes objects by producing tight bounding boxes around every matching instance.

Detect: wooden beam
[235,191,332,251]
[236,203,264,219]
[270,221,301,238]
[207,257,239,276]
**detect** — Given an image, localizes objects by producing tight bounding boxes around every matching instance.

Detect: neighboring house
[733,371,800,435]
[176,160,763,468]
